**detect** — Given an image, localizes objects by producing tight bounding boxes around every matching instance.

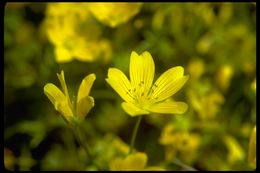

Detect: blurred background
[4,2,256,171]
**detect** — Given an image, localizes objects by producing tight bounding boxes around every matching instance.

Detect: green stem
[129,116,143,154]
[73,126,93,162]
[73,124,102,170]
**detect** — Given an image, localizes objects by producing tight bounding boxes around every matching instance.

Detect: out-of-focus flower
[44,3,112,63]
[251,78,256,93]
[248,126,256,169]
[109,152,165,171]
[88,3,142,28]
[188,89,224,120]
[195,4,233,26]
[106,51,189,117]
[215,64,234,91]
[223,135,245,164]
[44,70,95,124]
[159,124,200,163]
[46,3,89,20]
[152,9,166,30]
[187,59,205,80]
[196,4,216,26]
[93,133,131,168]
[196,34,213,54]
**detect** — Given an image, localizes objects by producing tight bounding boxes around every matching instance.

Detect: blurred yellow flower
[44,70,95,124]
[94,133,132,167]
[159,124,200,163]
[106,51,189,117]
[188,89,224,120]
[187,59,205,80]
[44,3,112,63]
[223,135,245,164]
[215,64,234,91]
[251,78,256,93]
[88,3,142,27]
[46,3,89,20]
[112,136,130,155]
[109,152,164,171]
[248,126,256,169]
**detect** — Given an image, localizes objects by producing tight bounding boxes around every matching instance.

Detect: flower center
[126,81,160,109]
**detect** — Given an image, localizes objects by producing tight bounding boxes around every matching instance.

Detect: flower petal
[44,83,66,108]
[77,73,96,104]
[57,71,68,96]
[130,51,155,98]
[55,46,73,63]
[76,74,96,119]
[121,102,150,117]
[109,158,124,171]
[76,96,94,120]
[148,100,188,114]
[123,152,147,170]
[106,68,134,102]
[150,66,189,102]
[44,83,74,121]
[57,70,73,109]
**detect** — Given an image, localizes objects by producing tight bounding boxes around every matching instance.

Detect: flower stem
[129,116,143,154]
[73,126,93,162]
[72,126,100,170]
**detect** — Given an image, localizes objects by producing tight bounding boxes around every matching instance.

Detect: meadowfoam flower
[159,124,200,163]
[106,51,189,116]
[44,3,112,63]
[44,70,95,124]
[88,3,142,28]
[109,152,165,171]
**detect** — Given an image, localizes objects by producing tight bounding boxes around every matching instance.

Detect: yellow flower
[88,3,143,27]
[159,124,200,163]
[215,64,234,91]
[46,3,89,20]
[109,152,165,171]
[188,88,224,120]
[44,70,95,124]
[248,126,256,169]
[223,135,245,164]
[251,78,256,93]
[44,3,112,63]
[106,51,189,117]
[186,58,205,80]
